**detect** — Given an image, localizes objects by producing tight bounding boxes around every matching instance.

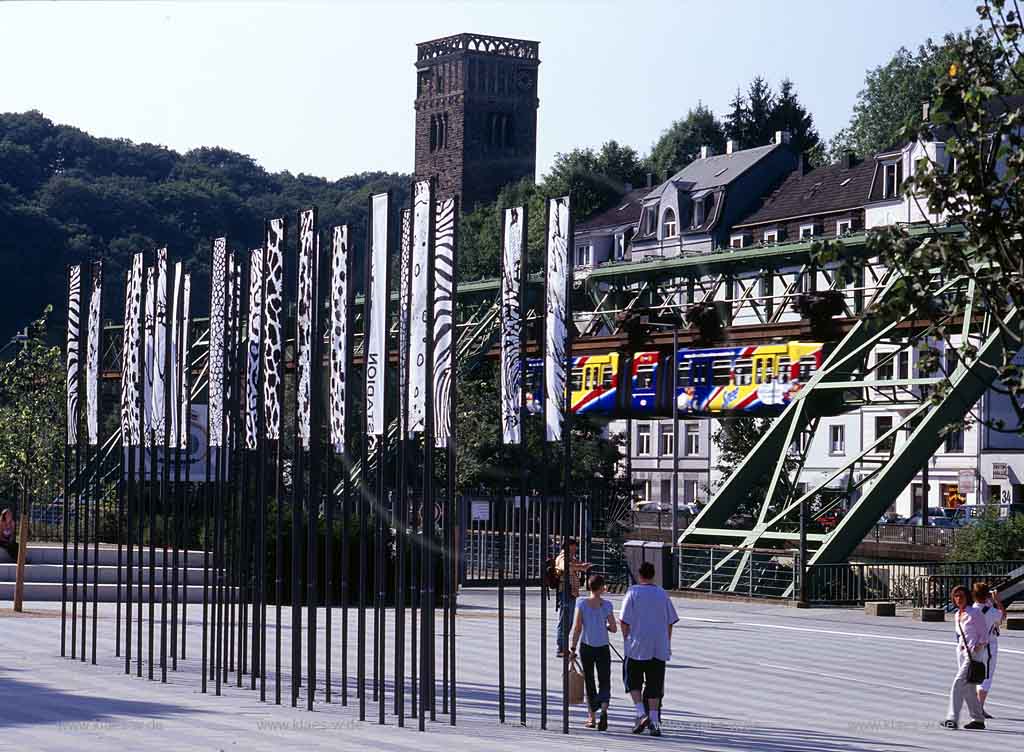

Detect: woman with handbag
[941,585,988,730]
[569,574,617,731]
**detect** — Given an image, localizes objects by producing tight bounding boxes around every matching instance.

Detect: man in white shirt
[619,561,679,737]
[970,582,1006,718]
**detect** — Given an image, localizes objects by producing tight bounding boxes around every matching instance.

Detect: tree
[647,104,726,178]
[827,35,983,161]
[712,417,800,520]
[746,76,776,148]
[950,509,1024,561]
[817,2,1022,436]
[723,89,749,147]
[770,78,824,165]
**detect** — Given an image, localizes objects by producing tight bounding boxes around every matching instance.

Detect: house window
[763,229,779,244]
[684,422,700,456]
[829,424,845,455]
[912,483,926,516]
[791,431,810,454]
[575,244,592,267]
[637,423,651,455]
[644,207,658,235]
[898,351,910,380]
[799,223,816,240]
[883,160,903,198]
[660,478,672,506]
[945,427,964,453]
[662,209,677,238]
[876,353,894,382]
[634,479,651,504]
[659,423,674,456]
[614,233,626,261]
[682,478,698,503]
[836,219,852,235]
[730,234,749,249]
[875,415,894,453]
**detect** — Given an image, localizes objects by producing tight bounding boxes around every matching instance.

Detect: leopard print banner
[66,265,82,447]
[120,253,143,447]
[263,219,285,441]
[296,208,317,451]
[329,226,350,455]
[86,260,102,446]
[209,239,227,449]
[143,266,155,448]
[244,247,264,450]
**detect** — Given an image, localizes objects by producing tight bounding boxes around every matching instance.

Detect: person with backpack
[619,560,678,737]
[940,585,988,730]
[552,539,591,658]
[569,574,617,730]
[970,582,1006,718]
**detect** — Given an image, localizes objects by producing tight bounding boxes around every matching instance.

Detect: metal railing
[676,543,797,599]
[865,523,962,547]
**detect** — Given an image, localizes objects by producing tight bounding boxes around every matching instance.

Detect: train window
[570,368,583,392]
[754,357,776,385]
[713,360,732,386]
[635,364,655,389]
[799,356,816,381]
[777,357,791,383]
[733,360,752,386]
[601,367,614,388]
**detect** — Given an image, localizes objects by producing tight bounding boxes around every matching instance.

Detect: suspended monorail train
[524,341,828,418]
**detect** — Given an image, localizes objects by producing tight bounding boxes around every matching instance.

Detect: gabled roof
[733,157,875,227]
[644,143,783,201]
[576,187,648,233]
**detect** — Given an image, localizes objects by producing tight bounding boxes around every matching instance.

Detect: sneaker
[983,711,994,720]
[632,715,650,734]
[964,720,986,730]
[649,721,662,737]
[598,710,608,731]
[939,720,958,729]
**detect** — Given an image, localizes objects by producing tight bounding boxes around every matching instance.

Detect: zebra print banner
[244,248,264,450]
[365,193,389,437]
[143,266,155,448]
[329,226,350,455]
[501,207,524,445]
[226,253,240,447]
[120,253,143,447]
[408,181,431,436]
[65,265,82,447]
[263,219,285,441]
[296,208,317,451]
[398,208,412,433]
[86,260,102,446]
[433,196,456,448]
[178,273,192,451]
[544,197,571,442]
[152,248,169,446]
[169,262,183,449]
[208,239,227,449]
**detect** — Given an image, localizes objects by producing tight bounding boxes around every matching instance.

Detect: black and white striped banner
[433,196,456,448]
[244,247,264,451]
[366,193,389,437]
[408,181,431,436]
[86,260,102,447]
[209,239,227,449]
[500,208,524,445]
[544,197,571,442]
[296,208,317,451]
[152,248,169,446]
[120,253,143,447]
[263,219,285,442]
[66,265,82,447]
[329,226,351,455]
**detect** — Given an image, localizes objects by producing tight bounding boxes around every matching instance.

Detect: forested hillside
[0,110,409,338]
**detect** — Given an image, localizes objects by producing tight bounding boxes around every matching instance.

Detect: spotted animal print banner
[86,260,102,446]
[501,207,524,445]
[296,208,317,451]
[329,226,351,455]
[408,181,431,436]
[66,265,82,447]
[544,197,571,442]
[433,196,456,448]
[120,253,143,447]
[209,239,227,449]
[263,219,285,441]
[244,247,264,450]
[144,266,155,448]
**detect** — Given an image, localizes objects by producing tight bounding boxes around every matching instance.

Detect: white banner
[544,197,571,442]
[366,193,389,436]
[408,181,431,435]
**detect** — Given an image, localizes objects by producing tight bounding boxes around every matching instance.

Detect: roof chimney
[646,173,653,188]
[726,139,737,155]
[700,145,713,159]
[775,130,791,145]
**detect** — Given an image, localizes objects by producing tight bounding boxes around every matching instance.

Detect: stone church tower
[414,33,540,211]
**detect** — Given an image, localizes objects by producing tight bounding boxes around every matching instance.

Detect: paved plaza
[1,589,1021,751]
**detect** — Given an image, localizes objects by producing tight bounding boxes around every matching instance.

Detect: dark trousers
[1,541,16,561]
[580,643,611,712]
[556,592,575,651]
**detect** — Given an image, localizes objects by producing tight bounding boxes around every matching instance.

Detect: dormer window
[799,223,817,240]
[575,244,592,267]
[643,206,658,235]
[763,229,780,244]
[692,194,713,228]
[662,209,677,238]
[836,218,853,236]
[882,160,903,199]
[730,233,750,249]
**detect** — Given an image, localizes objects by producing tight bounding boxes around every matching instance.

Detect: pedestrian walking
[970,582,1005,719]
[569,574,617,730]
[619,560,678,737]
[941,585,988,730]
[553,539,590,658]
[0,508,17,561]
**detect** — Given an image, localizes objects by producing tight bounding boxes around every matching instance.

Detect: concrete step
[0,544,211,568]
[0,582,237,604]
[0,563,219,585]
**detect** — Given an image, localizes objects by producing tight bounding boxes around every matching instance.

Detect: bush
[950,510,1024,562]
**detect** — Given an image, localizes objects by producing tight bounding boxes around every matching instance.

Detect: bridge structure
[88,223,1004,590]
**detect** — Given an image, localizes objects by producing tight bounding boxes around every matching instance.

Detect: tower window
[429,112,449,153]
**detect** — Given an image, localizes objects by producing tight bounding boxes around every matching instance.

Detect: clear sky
[1,0,982,180]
